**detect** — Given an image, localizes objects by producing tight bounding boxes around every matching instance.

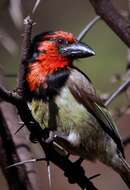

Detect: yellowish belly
[29,87,107,160]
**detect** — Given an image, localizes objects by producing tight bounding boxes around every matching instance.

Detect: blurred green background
[0,0,130,190]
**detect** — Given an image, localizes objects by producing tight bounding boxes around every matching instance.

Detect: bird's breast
[29,86,106,158]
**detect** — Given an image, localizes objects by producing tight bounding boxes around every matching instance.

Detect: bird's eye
[57,38,69,45]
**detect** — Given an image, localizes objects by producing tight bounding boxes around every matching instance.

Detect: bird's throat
[27,57,71,91]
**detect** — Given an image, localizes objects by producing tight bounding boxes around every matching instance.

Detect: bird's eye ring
[57,38,69,45]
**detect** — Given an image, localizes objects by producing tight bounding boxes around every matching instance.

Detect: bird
[24,30,130,188]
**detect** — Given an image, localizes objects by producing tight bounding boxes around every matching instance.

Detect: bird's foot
[45,131,70,157]
[45,131,68,142]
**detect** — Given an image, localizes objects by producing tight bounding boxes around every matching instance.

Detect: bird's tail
[113,156,130,188]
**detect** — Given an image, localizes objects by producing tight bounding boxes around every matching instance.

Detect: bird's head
[27,31,95,91]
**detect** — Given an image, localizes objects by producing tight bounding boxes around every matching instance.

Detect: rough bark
[0,72,40,190]
[89,0,130,47]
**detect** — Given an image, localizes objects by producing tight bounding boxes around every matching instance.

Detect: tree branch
[17,16,33,95]
[121,1,130,148]
[0,71,40,190]
[0,107,29,190]
[0,102,40,190]
[89,0,130,47]
[105,78,130,106]
[0,84,22,104]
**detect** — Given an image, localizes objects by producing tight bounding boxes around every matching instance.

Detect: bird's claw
[45,131,68,144]
[45,131,70,157]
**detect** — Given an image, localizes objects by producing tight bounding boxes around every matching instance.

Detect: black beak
[60,42,95,59]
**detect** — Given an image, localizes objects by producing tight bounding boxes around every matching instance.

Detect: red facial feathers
[27,31,76,91]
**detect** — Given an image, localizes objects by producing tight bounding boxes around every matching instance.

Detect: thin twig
[32,0,41,14]
[17,16,33,95]
[105,78,130,106]
[47,161,52,188]
[77,16,100,41]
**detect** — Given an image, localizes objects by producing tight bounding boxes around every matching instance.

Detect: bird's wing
[67,68,124,157]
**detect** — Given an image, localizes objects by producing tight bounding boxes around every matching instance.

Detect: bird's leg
[45,130,68,144]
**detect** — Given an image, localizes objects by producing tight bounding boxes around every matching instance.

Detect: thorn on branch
[6,157,47,169]
[14,124,25,135]
[47,161,52,188]
[89,174,101,180]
